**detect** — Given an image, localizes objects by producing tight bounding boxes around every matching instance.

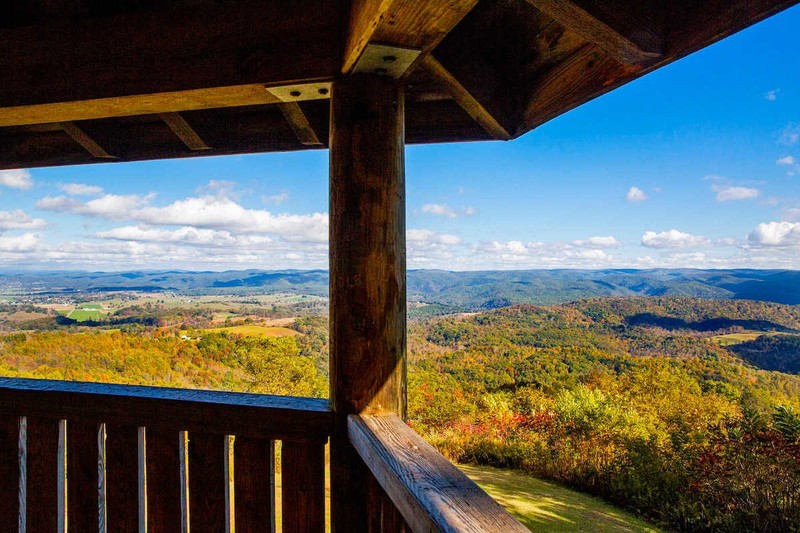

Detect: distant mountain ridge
[1,268,799,308]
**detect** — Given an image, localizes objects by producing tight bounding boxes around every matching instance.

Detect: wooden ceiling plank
[528,0,661,64]
[277,103,322,146]
[160,113,211,151]
[59,122,115,159]
[0,85,283,128]
[420,56,510,140]
[343,0,478,74]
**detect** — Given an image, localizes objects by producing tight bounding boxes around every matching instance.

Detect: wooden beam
[329,75,406,532]
[160,113,211,151]
[0,85,281,128]
[278,103,322,146]
[343,0,478,74]
[420,55,511,140]
[0,0,338,117]
[349,414,530,532]
[528,0,661,64]
[60,122,115,159]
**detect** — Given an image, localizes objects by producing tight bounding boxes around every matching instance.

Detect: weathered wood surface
[60,121,115,158]
[278,102,323,146]
[528,0,662,64]
[0,378,332,442]
[188,433,227,533]
[0,0,339,110]
[26,417,61,532]
[349,414,529,533]
[282,440,326,533]
[234,437,275,533]
[329,74,407,532]
[106,425,140,533]
[67,420,101,532]
[343,0,478,74]
[0,415,20,533]
[160,113,211,151]
[146,428,183,533]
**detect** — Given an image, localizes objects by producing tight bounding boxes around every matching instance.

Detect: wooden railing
[349,413,529,533]
[0,378,331,533]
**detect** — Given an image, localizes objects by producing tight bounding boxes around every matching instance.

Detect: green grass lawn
[459,464,660,532]
[66,309,102,321]
[201,324,300,337]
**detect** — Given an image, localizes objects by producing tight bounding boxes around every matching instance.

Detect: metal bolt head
[318,87,329,96]
[290,90,302,97]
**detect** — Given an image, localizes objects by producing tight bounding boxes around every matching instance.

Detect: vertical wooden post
[329,74,407,532]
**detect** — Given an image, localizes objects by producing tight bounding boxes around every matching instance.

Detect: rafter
[160,113,211,151]
[59,122,114,159]
[420,56,510,140]
[528,0,662,64]
[343,0,478,75]
[278,103,322,146]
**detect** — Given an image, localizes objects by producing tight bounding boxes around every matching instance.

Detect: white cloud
[264,192,289,205]
[407,229,462,246]
[764,89,779,101]
[641,230,708,249]
[37,193,153,219]
[0,233,40,252]
[777,155,796,166]
[712,184,760,202]
[747,221,800,247]
[422,203,457,218]
[0,210,47,231]
[97,226,274,248]
[196,179,238,199]
[462,206,476,217]
[59,183,103,196]
[780,124,800,146]
[572,236,621,248]
[0,169,33,190]
[626,186,647,202]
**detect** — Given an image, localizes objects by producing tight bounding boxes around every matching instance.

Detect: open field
[711,331,780,346]
[200,325,300,337]
[66,309,103,321]
[459,464,660,532]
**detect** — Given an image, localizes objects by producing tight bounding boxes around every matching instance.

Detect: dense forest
[1,296,799,531]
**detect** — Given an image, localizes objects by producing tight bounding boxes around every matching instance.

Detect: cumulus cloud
[407,229,462,246]
[780,124,800,146]
[626,187,648,202]
[764,89,779,101]
[37,193,153,219]
[712,184,760,202]
[0,169,33,190]
[572,236,621,248]
[264,192,289,205]
[0,210,47,231]
[422,203,457,218]
[641,230,708,249]
[777,155,796,166]
[747,221,800,247]
[97,226,275,248]
[0,233,40,252]
[59,183,103,196]
[196,179,238,199]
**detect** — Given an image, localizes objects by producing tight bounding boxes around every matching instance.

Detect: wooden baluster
[188,433,226,533]
[146,428,182,533]
[282,440,325,533]
[26,417,60,532]
[68,420,101,532]
[106,425,140,533]
[0,415,21,532]
[234,438,275,533]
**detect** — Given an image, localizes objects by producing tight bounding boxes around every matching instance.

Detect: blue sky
[1,6,799,271]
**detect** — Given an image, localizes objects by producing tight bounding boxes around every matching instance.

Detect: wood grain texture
[234,438,275,533]
[0,0,339,109]
[281,440,325,533]
[146,429,182,533]
[0,416,20,532]
[278,103,322,146]
[0,378,332,442]
[105,425,140,533]
[349,414,529,533]
[60,121,115,158]
[419,55,510,140]
[343,0,478,73]
[26,417,60,533]
[160,113,211,151]
[528,0,661,64]
[67,420,101,533]
[188,433,227,533]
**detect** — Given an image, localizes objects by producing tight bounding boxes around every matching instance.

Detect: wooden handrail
[348,413,529,533]
[0,377,331,442]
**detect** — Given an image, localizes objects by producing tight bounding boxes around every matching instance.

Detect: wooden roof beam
[160,113,211,151]
[528,0,662,65]
[278,103,322,146]
[343,0,478,75]
[420,56,511,140]
[27,122,115,159]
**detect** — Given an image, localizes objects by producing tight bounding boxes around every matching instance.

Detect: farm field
[459,465,659,532]
[200,324,300,337]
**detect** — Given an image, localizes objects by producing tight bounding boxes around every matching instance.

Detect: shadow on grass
[459,464,660,533]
